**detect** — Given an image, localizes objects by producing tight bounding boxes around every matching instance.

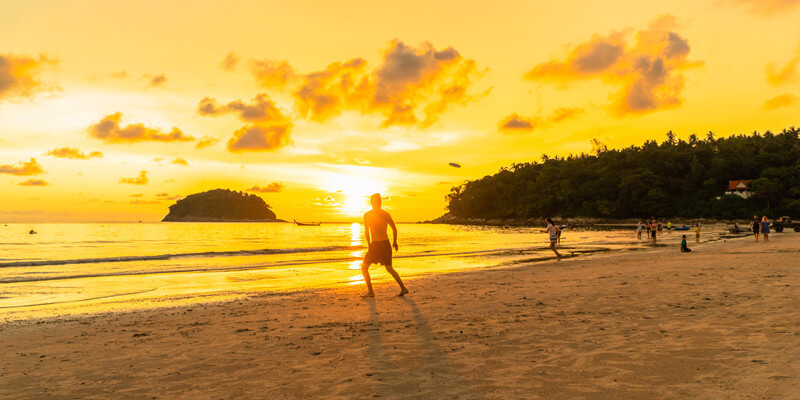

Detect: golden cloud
[251,59,296,88]
[499,113,538,132]
[195,136,220,149]
[0,158,44,175]
[762,93,798,110]
[0,53,57,101]
[171,157,189,166]
[499,108,584,133]
[119,170,149,185]
[220,52,239,70]
[198,93,289,123]
[46,147,103,159]
[247,183,284,193]
[145,74,167,88]
[252,40,487,128]
[227,125,293,152]
[766,46,799,86]
[525,19,699,116]
[18,179,47,186]
[88,112,194,143]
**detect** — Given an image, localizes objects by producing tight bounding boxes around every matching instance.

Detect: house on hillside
[725,180,751,199]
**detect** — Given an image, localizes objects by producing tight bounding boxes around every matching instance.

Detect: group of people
[636,220,664,242]
[750,215,771,242]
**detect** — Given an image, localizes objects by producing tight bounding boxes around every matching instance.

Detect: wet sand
[2,234,800,399]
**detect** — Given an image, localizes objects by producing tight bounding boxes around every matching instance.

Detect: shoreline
[422,214,744,227]
[4,232,798,398]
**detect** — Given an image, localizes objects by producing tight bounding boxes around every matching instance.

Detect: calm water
[0,222,732,320]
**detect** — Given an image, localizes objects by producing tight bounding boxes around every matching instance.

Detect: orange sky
[1,0,799,222]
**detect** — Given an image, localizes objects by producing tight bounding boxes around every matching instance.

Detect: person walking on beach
[761,216,770,243]
[751,214,760,242]
[360,193,409,298]
[543,218,562,259]
[637,220,643,240]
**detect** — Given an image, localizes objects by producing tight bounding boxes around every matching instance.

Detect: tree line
[445,127,800,220]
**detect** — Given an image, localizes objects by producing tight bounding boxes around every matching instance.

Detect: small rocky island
[162,188,281,222]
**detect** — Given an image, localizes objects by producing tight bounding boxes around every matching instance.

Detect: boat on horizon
[294,220,321,226]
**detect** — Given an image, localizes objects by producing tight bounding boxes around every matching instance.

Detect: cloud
[198,93,294,152]
[18,179,47,186]
[130,193,143,197]
[251,39,487,128]
[0,53,58,101]
[724,0,800,16]
[195,136,220,149]
[197,93,289,123]
[111,71,127,79]
[88,112,194,143]
[171,157,188,166]
[155,193,169,197]
[525,18,699,116]
[251,59,296,88]
[46,147,103,159]
[220,52,239,70]
[766,47,800,86]
[119,170,149,185]
[498,108,583,133]
[227,124,293,152]
[0,158,44,175]
[247,183,284,193]
[548,107,585,123]
[499,113,538,132]
[145,74,167,88]
[354,158,371,165]
[762,93,798,110]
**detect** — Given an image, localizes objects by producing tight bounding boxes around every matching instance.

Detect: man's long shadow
[363,297,482,399]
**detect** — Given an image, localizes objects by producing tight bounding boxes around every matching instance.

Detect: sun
[322,171,387,217]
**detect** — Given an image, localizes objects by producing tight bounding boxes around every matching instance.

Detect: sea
[0,222,736,321]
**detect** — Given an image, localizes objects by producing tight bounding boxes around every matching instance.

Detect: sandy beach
[2,234,800,399]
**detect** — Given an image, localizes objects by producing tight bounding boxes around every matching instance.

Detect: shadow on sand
[362,297,483,399]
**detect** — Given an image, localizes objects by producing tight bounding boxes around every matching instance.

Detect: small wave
[0,245,359,268]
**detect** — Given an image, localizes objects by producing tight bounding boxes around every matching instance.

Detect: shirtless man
[360,193,409,298]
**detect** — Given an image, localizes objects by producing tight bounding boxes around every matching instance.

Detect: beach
[2,233,800,399]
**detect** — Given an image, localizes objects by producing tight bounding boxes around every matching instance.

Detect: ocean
[0,222,733,321]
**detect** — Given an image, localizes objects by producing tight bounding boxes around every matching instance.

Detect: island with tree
[162,189,281,222]
[439,127,800,223]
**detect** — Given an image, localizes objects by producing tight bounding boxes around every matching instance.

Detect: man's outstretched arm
[388,214,398,251]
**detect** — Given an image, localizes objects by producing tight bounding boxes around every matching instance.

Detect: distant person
[667,221,672,233]
[650,221,658,243]
[761,216,770,243]
[695,223,701,243]
[680,235,692,252]
[657,221,663,233]
[360,193,408,298]
[751,214,760,242]
[556,227,562,247]
[543,217,562,259]
[637,220,643,240]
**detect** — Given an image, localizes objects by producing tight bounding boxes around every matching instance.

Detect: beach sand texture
[2,235,800,399]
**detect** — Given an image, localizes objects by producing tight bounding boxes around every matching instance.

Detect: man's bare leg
[550,243,562,259]
[361,262,374,298]
[384,265,409,296]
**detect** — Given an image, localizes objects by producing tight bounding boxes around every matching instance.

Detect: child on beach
[637,220,643,240]
[751,215,760,242]
[695,223,701,243]
[681,235,691,252]
[761,216,770,243]
[543,218,562,259]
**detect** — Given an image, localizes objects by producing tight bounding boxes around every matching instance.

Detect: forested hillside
[445,128,800,219]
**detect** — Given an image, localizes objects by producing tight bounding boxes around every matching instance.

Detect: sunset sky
[2,0,799,222]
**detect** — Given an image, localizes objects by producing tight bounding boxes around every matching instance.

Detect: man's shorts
[363,240,392,267]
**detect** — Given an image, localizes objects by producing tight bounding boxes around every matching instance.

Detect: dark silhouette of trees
[446,127,800,219]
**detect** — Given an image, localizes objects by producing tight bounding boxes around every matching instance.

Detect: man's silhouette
[360,193,409,297]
